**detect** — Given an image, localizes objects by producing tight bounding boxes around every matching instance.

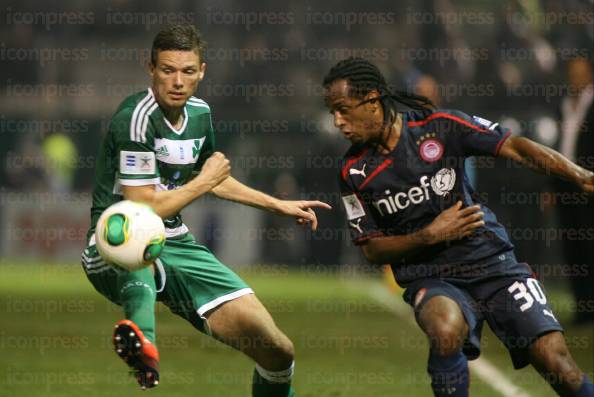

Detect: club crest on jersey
[342,194,366,220]
[419,138,444,163]
[431,168,456,196]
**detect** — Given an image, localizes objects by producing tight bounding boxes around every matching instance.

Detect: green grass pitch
[0,263,592,397]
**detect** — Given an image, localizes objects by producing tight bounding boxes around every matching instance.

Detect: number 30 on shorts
[507,278,547,312]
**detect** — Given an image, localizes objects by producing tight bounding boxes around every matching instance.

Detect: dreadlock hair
[322,57,435,128]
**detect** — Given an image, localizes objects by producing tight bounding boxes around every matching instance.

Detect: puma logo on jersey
[349,163,367,178]
[543,309,558,322]
[349,218,363,233]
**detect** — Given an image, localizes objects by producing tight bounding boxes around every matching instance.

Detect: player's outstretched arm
[123,152,230,219]
[210,176,331,231]
[498,136,594,193]
[362,202,484,264]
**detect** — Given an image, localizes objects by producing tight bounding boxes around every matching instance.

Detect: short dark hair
[151,24,206,65]
[323,57,433,126]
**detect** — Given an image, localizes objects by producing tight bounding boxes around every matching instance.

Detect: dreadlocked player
[324,57,594,397]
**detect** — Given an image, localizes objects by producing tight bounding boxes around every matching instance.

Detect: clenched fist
[197,152,231,190]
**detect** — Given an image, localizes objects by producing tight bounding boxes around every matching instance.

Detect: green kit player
[81,24,330,395]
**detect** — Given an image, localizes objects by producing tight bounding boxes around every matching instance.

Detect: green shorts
[81,232,253,334]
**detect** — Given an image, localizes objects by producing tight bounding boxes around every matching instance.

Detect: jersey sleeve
[339,173,384,245]
[444,110,512,157]
[110,108,160,186]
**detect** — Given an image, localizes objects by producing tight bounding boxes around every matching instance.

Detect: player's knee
[530,332,582,387]
[277,335,295,363]
[272,332,295,365]
[419,297,467,356]
[428,321,465,356]
[258,332,294,370]
[533,339,574,374]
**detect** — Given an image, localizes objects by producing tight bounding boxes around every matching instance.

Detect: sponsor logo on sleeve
[342,194,366,220]
[120,151,156,175]
[472,115,498,130]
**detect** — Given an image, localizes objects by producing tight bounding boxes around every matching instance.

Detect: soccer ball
[95,200,165,271]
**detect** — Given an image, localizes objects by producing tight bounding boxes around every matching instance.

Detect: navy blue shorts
[402,253,563,369]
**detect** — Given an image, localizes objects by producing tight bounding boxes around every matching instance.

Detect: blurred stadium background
[0,1,592,396]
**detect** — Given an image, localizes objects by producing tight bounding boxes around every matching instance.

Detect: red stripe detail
[354,232,385,245]
[341,148,368,181]
[494,130,511,156]
[407,112,489,134]
[359,158,393,190]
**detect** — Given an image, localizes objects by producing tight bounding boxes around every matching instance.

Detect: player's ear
[148,60,155,78]
[364,90,381,103]
[364,90,381,112]
[198,62,206,81]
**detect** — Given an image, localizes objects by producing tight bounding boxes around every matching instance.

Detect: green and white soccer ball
[95,200,165,271]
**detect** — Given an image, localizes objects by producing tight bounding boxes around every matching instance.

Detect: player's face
[324,79,384,145]
[150,50,205,109]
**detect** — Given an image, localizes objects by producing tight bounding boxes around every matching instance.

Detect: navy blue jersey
[339,109,527,285]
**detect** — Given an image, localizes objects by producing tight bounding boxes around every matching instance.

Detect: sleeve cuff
[353,232,385,245]
[119,177,161,186]
[494,130,512,156]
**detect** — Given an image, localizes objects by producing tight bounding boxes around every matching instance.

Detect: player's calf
[207,294,296,397]
[530,331,594,397]
[113,319,160,390]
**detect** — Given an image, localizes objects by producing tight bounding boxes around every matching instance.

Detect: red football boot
[113,320,160,389]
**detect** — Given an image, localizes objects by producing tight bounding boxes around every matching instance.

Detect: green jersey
[87,87,215,241]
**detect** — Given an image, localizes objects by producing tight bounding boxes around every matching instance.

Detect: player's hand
[578,171,594,194]
[196,152,231,190]
[273,200,332,231]
[424,201,484,244]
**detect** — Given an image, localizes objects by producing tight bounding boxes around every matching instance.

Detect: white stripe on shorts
[85,265,112,274]
[82,254,102,265]
[196,288,254,317]
[154,258,166,293]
